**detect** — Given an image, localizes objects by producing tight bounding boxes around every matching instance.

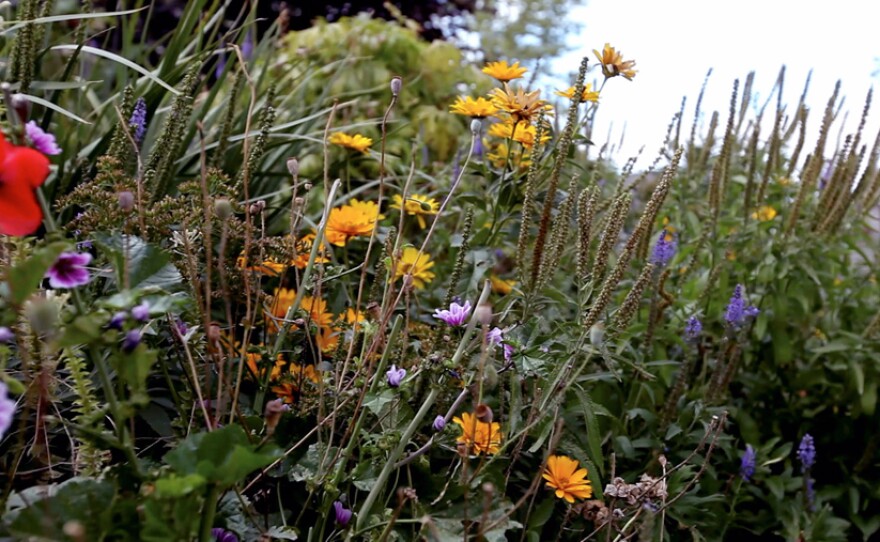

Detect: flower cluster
[650,229,677,267]
[740,444,757,482]
[725,284,759,328]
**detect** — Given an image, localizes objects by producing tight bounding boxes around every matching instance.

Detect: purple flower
[241,30,254,60]
[433,415,446,431]
[649,230,676,267]
[0,382,16,440]
[0,327,13,343]
[740,444,756,481]
[25,121,62,155]
[211,528,238,542]
[502,343,515,362]
[386,365,406,387]
[433,300,472,327]
[797,433,816,472]
[684,317,702,342]
[122,330,142,353]
[333,501,352,527]
[725,284,758,328]
[487,327,504,347]
[46,252,92,289]
[175,318,189,337]
[131,301,150,322]
[108,311,127,330]
[129,98,148,143]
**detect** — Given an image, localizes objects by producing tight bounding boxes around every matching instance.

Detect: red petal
[0,176,43,236]
[1,145,50,188]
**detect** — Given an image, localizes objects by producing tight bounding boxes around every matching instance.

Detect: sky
[548,0,880,165]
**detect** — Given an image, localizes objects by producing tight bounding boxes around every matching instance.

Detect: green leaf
[7,479,115,540]
[51,45,181,95]
[5,242,68,304]
[95,234,182,291]
[575,388,604,476]
[154,474,206,498]
[57,312,106,347]
[17,93,92,124]
[526,496,555,530]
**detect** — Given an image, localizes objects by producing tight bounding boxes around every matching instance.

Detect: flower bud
[303,182,313,192]
[432,415,446,431]
[10,93,31,123]
[589,322,605,347]
[214,198,233,221]
[264,398,289,436]
[206,323,222,345]
[474,403,493,423]
[390,76,402,97]
[286,157,299,177]
[470,118,482,135]
[122,329,142,353]
[117,191,135,213]
[249,200,266,215]
[474,301,493,326]
[24,299,58,337]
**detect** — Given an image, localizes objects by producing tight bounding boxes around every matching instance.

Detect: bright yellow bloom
[543,455,593,503]
[391,194,439,229]
[593,43,637,80]
[486,141,531,169]
[453,412,502,455]
[329,132,372,153]
[482,60,527,82]
[268,288,338,351]
[393,247,435,289]
[751,206,778,222]
[489,84,551,125]
[238,257,287,277]
[325,199,384,246]
[341,307,366,327]
[554,84,600,103]
[450,96,499,118]
[490,275,517,295]
[487,120,550,150]
[292,233,329,269]
[244,350,285,382]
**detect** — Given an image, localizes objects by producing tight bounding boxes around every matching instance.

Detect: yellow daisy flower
[325,199,384,247]
[450,96,499,118]
[593,43,637,80]
[244,350,285,382]
[453,411,502,455]
[481,60,527,82]
[487,120,549,150]
[393,247,435,289]
[268,289,338,351]
[390,193,439,229]
[554,83,601,103]
[490,274,517,295]
[543,455,593,503]
[486,141,531,169]
[489,84,551,125]
[751,206,778,222]
[291,233,329,269]
[329,132,372,153]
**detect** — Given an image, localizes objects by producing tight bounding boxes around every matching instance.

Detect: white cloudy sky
[547,0,880,164]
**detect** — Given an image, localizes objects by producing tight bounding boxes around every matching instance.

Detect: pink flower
[433,299,472,327]
[46,251,92,289]
[0,382,16,440]
[25,121,62,155]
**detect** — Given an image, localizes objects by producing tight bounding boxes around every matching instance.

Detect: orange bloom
[489,84,551,125]
[268,288,338,351]
[325,199,384,247]
[593,43,637,80]
[453,411,502,455]
[543,455,593,503]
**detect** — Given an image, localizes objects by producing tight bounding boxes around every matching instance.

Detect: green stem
[199,484,221,542]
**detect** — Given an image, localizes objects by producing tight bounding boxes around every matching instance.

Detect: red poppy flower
[0,132,50,236]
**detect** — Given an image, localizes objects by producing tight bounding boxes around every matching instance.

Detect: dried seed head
[206,323,222,345]
[117,190,135,212]
[475,403,494,423]
[249,200,266,214]
[286,157,299,177]
[474,301,493,326]
[214,198,233,221]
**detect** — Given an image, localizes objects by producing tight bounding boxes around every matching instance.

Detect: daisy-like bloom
[0,132,51,236]
[449,96,498,118]
[0,382,16,441]
[490,275,517,295]
[46,251,92,289]
[393,247,435,289]
[325,199,384,247]
[593,43,637,80]
[554,84,601,103]
[271,382,300,404]
[25,122,62,155]
[390,193,439,229]
[487,120,549,150]
[489,84,551,125]
[751,205,778,222]
[543,455,593,503]
[244,350,285,381]
[486,141,532,170]
[433,299,472,327]
[453,411,502,455]
[481,60,527,82]
[269,288,338,351]
[292,233,329,269]
[329,132,372,153]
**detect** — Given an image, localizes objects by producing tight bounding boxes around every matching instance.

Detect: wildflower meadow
[0,2,878,541]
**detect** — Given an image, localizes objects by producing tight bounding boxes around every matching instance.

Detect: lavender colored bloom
[725,284,758,328]
[473,136,483,158]
[433,415,446,431]
[122,330,142,353]
[502,343,514,362]
[386,365,406,387]
[129,98,148,143]
[684,317,702,342]
[241,30,254,60]
[797,433,816,471]
[46,252,92,289]
[649,230,677,267]
[131,301,150,322]
[0,382,15,440]
[175,318,189,337]
[487,327,504,347]
[0,327,13,343]
[334,501,352,527]
[25,121,62,155]
[740,444,756,481]
[211,528,238,542]
[433,300,472,327]
[108,311,127,331]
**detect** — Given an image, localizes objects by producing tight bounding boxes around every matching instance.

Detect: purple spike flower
[649,230,677,267]
[333,501,352,527]
[386,365,406,387]
[25,121,62,155]
[0,382,16,440]
[740,444,756,481]
[131,301,150,322]
[211,528,238,542]
[433,300,472,327]
[46,252,92,289]
[129,98,148,143]
[725,284,759,328]
[797,433,816,471]
[108,311,128,331]
[433,415,446,431]
[684,316,702,342]
[122,330,142,353]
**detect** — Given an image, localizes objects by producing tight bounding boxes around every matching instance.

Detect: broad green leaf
[51,45,181,95]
